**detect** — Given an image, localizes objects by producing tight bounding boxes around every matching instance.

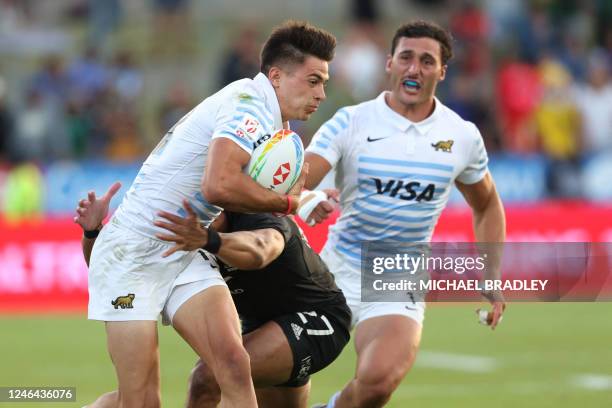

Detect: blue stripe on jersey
[359,157,454,172]
[336,243,361,262]
[218,130,252,150]
[348,213,432,233]
[178,204,210,221]
[235,106,272,128]
[345,229,428,243]
[331,115,348,130]
[357,168,451,183]
[317,132,332,142]
[323,121,339,136]
[315,141,329,149]
[237,99,273,126]
[353,201,433,223]
[194,192,222,214]
[361,194,438,212]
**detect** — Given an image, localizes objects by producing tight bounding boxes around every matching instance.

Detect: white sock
[327,391,341,408]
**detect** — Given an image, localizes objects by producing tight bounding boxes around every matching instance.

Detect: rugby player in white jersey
[81,20,335,408]
[302,21,507,407]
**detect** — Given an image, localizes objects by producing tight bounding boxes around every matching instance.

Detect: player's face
[274,56,329,121]
[386,36,447,108]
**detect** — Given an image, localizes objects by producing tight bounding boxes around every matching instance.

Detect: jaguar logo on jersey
[111,293,135,309]
[431,140,454,152]
[372,178,435,202]
[272,162,291,186]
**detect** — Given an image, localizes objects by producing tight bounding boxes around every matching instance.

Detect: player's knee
[213,342,251,385]
[144,384,161,408]
[188,360,221,407]
[354,357,412,407]
[354,376,398,407]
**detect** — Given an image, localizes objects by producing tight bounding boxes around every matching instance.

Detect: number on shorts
[296,311,334,336]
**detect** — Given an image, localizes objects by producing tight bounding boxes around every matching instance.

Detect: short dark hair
[391,20,453,65]
[260,20,336,74]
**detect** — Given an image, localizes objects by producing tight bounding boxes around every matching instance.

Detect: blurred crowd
[0,0,611,210]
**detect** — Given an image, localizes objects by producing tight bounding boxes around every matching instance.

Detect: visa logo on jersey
[372,178,435,202]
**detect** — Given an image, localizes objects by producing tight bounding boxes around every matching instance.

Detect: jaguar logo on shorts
[111,294,135,309]
[431,139,454,152]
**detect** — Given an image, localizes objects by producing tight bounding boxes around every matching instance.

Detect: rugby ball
[246,129,304,194]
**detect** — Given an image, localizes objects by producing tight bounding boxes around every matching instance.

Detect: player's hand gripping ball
[246,129,304,194]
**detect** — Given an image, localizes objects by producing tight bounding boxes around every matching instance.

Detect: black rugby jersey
[218,212,346,320]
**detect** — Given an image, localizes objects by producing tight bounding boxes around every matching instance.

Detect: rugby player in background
[83,20,335,408]
[301,20,506,407]
[76,183,350,408]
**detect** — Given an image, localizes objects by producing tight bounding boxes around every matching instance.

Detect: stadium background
[0,0,611,406]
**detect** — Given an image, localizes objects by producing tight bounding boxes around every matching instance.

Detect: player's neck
[385,92,435,123]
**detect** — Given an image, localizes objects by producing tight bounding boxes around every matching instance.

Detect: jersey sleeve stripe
[332,115,348,130]
[237,100,274,126]
[324,121,339,135]
[315,141,330,149]
[217,130,253,150]
[235,106,272,127]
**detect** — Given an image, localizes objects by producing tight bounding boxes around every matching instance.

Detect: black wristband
[84,228,101,239]
[202,227,222,254]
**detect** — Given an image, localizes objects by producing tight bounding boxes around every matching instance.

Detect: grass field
[2,303,612,407]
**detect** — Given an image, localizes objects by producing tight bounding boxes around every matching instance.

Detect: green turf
[1,303,611,407]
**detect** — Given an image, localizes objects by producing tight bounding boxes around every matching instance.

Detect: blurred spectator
[218,27,260,87]
[110,50,143,103]
[0,76,14,163]
[450,1,491,75]
[158,82,194,134]
[572,50,612,156]
[535,59,580,160]
[351,0,379,23]
[535,59,581,196]
[514,2,554,64]
[29,55,70,104]
[87,0,122,51]
[12,88,68,162]
[150,0,194,58]
[495,56,542,153]
[67,47,110,104]
[64,99,94,159]
[335,22,385,101]
[2,162,43,223]
[445,72,499,150]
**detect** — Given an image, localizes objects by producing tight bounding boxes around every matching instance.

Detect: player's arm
[74,182,122,266]
[456,171,506,328]
[304,152,332,190]
[217,228,285,270]
[155,200,285,269]
[456,172,505,244]
[202,138,306,214]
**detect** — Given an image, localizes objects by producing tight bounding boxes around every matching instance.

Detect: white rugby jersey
[114,73,283,237]
[306,92,488,266]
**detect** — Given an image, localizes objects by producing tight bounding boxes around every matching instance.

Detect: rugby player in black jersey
[76,182,351,408]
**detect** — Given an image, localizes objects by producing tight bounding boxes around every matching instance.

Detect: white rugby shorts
[88,218,226,321]
[320,245,425,327]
